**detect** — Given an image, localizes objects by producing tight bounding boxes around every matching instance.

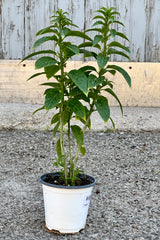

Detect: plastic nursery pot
[39,172,96,234]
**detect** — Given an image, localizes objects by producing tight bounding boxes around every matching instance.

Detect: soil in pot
[44,173,93,186]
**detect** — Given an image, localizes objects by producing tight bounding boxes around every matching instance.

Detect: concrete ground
[0,103,160,240]
[0,103,160,131]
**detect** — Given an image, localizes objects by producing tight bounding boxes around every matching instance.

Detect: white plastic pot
[39,173,96,234]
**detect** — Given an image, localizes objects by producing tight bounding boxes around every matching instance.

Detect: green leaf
[68,70,88,95]
[79,107,91,129]
[92,20,104,27]
[110,20,124,27]
[78,42,92,48]
[78,65,97,73]
[107,48,130,60]
[27,72,45,81]
[44,88,62,110]
[53,121,60,138]
[88,74,104,88]
[108,7,116,11]
[68,22,79,28]
[65,44,79,55]
[96,9,107,17]
[109,41,130,53]
[32,106,45,115]
[71,125,84,146]
[104,88,123,115]
[62,44,76,59]
[93,15,105,21]
[111,11,120,16]
[93,35,103,46]
[51,113,60,125]
[95,96,110,122]
[103,69,116,76]
[21,50,56,62]
[107,65,131,87]
[35,57,58,69]
[50,18,59,25]
[36,26,58,36]
[44,65,60,79]
[63,105,72,125]
[70,87,90,103]
[59,27,70,38]
[79,49,97,59]
[102,79,113,89]
[56,138,62,157]
[78,41,100,50]
[41,82,61,89]
[110,117,115,131]
[109,16,115,22]
[115,32,129,41]
[33,36,58,48]
[110,29,117,37]
[85,28,102,33]
[80,146,86,156]
[68,98,85,119]
[65,31,92,41]
[97,53,109,69]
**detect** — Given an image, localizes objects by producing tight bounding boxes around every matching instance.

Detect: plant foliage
[22,7,131,186]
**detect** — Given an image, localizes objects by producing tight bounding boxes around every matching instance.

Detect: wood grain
[0,0,160,62]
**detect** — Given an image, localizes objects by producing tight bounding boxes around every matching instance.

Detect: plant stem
[103,21,109,57]
[103,38,107,57]
[83,101,94,133]
[68,120,72,160]
[72,101,95,181]
[68,119,73,180]
[59,43,68,185]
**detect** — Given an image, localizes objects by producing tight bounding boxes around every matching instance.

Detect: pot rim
[39,172,96,189]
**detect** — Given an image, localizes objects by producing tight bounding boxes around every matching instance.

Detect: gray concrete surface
[0,103,160,131]
[1,130,160,240]
[0,103,160,240]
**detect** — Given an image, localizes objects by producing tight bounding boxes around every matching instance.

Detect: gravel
[0,129,160,240]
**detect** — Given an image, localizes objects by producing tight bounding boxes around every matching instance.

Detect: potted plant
[21,7,131,234]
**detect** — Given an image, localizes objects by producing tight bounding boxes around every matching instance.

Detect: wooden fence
[0,0,160,62]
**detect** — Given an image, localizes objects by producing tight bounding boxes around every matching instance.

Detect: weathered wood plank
[144,0,160,62]
[0,0,2,58]
[0,0,160,62]
[1,0,25,59]
[126,0,146,62]
[24,0,85,60]
[24,0,55,58]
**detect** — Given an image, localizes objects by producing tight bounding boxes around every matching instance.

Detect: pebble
[0,130,160,239]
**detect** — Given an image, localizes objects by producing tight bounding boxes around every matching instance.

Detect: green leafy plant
[21,7,131,186]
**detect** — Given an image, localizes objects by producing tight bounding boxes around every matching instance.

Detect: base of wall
[0,60,160,107]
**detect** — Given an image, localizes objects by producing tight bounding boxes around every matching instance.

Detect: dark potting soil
[45,173,93,187]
